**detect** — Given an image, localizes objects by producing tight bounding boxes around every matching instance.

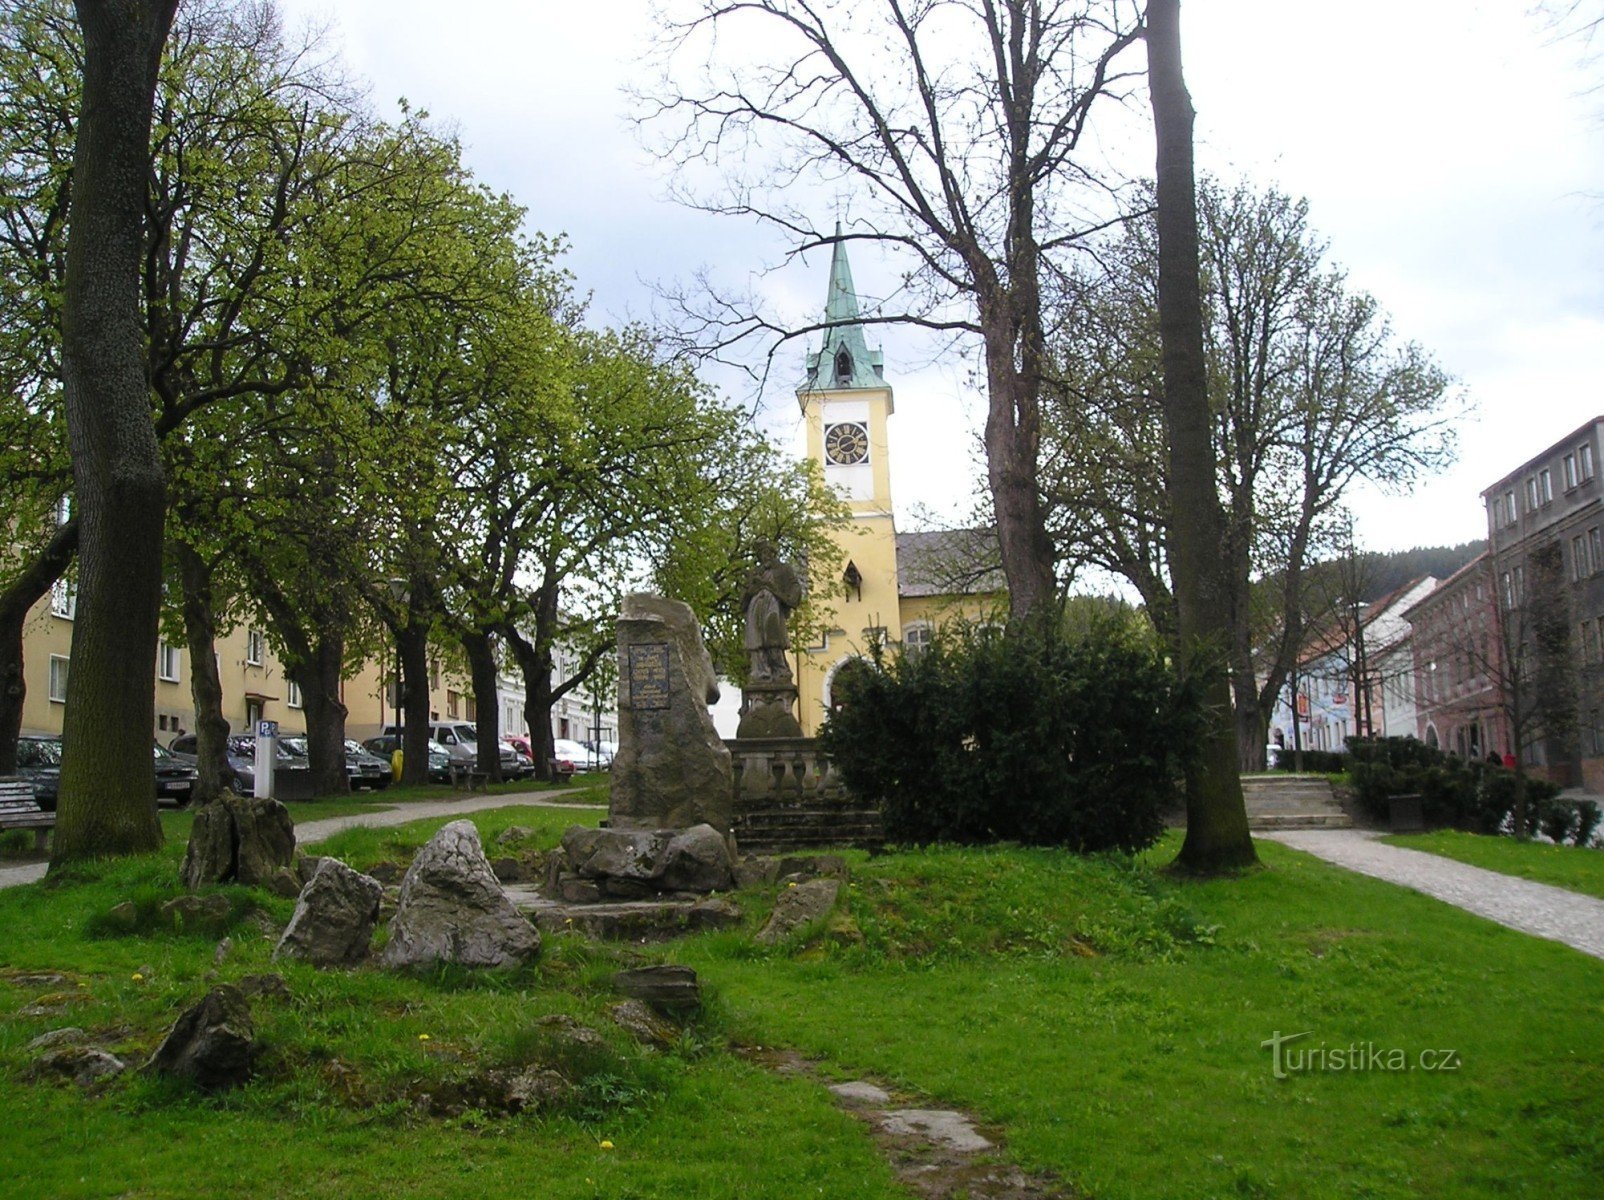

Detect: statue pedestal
[737,681,803,739]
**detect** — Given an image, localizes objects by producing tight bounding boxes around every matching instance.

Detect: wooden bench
[0,776,55,854]
[448,764,491,792]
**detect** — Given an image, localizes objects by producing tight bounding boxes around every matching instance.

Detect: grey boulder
[659,824,736,892]
[274,858,383,967]
[380,820,540,970]
[756,877,843,946]
[144,985,255,1091]
[181,795,296,889]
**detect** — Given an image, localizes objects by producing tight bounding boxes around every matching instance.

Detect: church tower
[795,230,903,732]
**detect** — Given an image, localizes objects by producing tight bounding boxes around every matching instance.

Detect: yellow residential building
[17,576,386,744]
[793,235,1006,736]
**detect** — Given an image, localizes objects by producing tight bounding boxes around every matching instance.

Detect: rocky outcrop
[144,985,256,1091]
[756,877,843,946]
[181,796,295,889]
[274,859,383,967]
[612,964,702,1016]
[380,821,540,970]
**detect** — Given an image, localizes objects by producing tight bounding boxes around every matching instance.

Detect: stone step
[505,889,744,941]
[1248,812,1353,830]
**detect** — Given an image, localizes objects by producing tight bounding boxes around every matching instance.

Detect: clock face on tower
[824,421,870,466]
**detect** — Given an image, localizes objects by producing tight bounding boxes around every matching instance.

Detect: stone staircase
[1242,774,1352,830]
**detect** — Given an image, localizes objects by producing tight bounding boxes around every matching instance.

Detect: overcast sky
[277,0,1603,558]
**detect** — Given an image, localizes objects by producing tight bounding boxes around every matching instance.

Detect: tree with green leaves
[1045,177,1459,774]
[0,0,80,772]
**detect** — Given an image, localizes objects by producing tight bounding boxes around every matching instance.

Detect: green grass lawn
[1383,829,1604,901]
[0,815,1599,1199]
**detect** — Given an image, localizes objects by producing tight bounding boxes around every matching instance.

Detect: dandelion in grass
[418,1033,431,1041]
[599,1139,614,1150]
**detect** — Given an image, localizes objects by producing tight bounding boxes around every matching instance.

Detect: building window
[465,696,477,723]
[1582,443,1597,481]
[246,628,265,666]
[245,698,263,728]
[1591,528,1602,576]
[1503,490,1518,526]
[1539,469,1553,505]
[48,654,69,703]
[50,578,75,619]
[286,679,302,709]
[446,689,459,719]
[157,642,181,683]
[1527,477,1540,510]
[1565,454,1579,490]
[904,623,933,658]
[1501,571,1514,608]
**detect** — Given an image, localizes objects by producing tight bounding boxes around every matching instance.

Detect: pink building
[1404,552,1511,760]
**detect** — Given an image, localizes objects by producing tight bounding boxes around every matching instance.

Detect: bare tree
[644,0,1145,624]
[53,0,179,864]
[1144,0,1254,871]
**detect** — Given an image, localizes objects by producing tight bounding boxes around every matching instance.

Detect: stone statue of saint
[741,539,803,684]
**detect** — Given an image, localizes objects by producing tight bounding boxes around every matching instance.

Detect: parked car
[500,741,538,780]
[580,740,617,770]
[278,736,394,791]
[361,735,453,783]
[15,736,197,810]
[381,722,519,778]
[169,733,310,796]
[554,738,596,778]
[152,740,199,807]
[15,735,62,811]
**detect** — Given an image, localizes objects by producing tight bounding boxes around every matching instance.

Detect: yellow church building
[791,235,1006,736]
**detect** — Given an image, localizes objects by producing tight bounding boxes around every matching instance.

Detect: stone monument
[736,540,804,739]
[609,593,734,833]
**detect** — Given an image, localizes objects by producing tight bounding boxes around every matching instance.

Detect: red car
[502,735,575,780]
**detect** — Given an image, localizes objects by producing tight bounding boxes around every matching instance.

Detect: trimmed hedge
[1345,736,1597,842]
[818,620,1205,853]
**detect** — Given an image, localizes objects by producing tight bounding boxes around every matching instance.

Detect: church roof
[896,528,1007,597]
[801,227,886,392]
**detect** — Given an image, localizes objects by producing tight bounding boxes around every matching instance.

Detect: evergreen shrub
[1346,736,1569,836]
[818,620,1205,853]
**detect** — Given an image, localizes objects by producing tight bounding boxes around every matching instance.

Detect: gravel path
[1261,828,1604,961]
[0,788,605,892]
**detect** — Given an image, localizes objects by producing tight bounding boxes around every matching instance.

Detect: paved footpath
[0,788,605,892]
[1261,828,1604,962]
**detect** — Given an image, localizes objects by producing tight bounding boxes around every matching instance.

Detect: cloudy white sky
[278,0,1603,557]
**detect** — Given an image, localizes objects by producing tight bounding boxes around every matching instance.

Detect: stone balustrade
[726,737,883,854]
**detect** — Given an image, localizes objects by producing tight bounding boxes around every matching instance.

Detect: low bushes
[818,620,1204,853]
[1346,736,1598,842]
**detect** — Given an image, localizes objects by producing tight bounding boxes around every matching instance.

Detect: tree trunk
[292,632,349,797]
[461,629,502,780]
[1146,0,1257,873]
[981,296,1058,627]
[53,0,179,865]
[175,540,233,803]
[0,522,79,774]
[504,629,554,782]
[397,620,431,785]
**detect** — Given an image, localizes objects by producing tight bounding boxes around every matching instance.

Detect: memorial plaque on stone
[628,643,672,710]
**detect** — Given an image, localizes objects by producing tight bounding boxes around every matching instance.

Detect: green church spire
[803,224,886,391]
